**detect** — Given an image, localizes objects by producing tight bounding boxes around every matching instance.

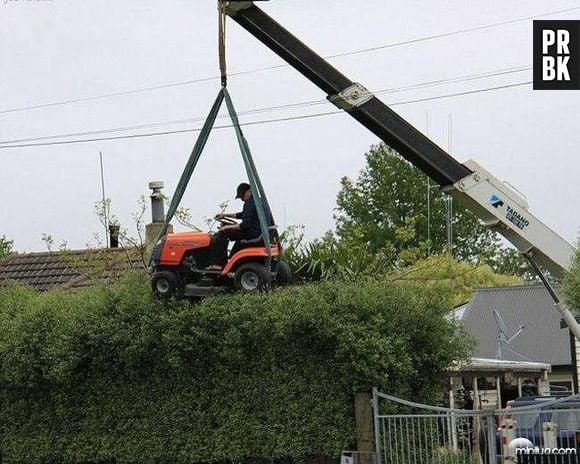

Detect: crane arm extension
[225,1,471,187]
[225,2,576,275]
[445,160,575,278]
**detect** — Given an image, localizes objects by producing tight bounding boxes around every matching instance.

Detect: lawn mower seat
[239,226,278,246]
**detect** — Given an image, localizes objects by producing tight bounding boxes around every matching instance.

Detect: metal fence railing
[496,406,579,464]
[373,388,580,464]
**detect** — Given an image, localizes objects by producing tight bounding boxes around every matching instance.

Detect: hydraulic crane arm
[446,159,574,276]
[225,1,470,187]
[224,1,578,333]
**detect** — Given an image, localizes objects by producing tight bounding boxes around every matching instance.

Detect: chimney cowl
[149,181,164,191]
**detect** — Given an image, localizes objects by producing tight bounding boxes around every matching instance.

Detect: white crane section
[447,159,575,278]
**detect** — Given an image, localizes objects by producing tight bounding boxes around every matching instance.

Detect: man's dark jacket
[235,197,273,238]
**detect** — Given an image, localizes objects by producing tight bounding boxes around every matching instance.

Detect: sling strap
[148,87,274,268]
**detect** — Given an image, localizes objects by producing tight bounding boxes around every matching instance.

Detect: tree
[485,247,535,281]
[336,144,505,266]
[390,254,521,307]
[0,235,13,259]
[282,226,391,281]
[564,244,580,310]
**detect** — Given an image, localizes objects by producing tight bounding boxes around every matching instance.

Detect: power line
[0,4,574,115]
[324,5,580,58]
[0,64,531,145]
[0,80,532,150]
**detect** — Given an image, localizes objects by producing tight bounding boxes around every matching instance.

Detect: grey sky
[1,0,579,252]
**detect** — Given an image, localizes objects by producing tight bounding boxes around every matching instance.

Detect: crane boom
[224,1,578,333]
[225,1,470,187]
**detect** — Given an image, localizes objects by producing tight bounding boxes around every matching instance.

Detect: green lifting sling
[147,87,274,268]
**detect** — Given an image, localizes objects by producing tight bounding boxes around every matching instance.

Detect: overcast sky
[1,0,579,252]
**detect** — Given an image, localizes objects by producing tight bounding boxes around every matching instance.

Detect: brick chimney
[145,181,173,246]
[109,224,120,248]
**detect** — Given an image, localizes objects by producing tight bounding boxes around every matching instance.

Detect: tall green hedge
[0,273,469,464]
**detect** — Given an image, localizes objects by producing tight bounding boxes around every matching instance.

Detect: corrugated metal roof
[461,285,571,366]
[0,248,144,292]
[449,357,552,374]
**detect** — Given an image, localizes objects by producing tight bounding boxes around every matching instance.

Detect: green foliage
[482,248,535,282]
[0,235,13,259]
[0,273,470,464]
[389,254,521,307]
[282,227,390,281]
[564,245,580,310]
[282,224,520,303]
[284,145,533,282]
[335,144,503,267]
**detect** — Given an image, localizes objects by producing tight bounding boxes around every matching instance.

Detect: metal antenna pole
[446,115,454,255]
[448,114,453,155]
[445,196,453,255]
[426,111,431,251]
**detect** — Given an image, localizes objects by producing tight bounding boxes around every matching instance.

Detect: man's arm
[215,212,242,220]
[216,209,244,231]
[220,223,241,231]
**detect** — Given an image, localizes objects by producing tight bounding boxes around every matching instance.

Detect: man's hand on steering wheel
[215,215,238,231]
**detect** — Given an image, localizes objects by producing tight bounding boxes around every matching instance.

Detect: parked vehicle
[496,396,579,463]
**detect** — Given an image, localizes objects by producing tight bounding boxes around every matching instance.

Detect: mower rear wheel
[234,262,271,293]
[151,271,180,299]
[275,261,293,286]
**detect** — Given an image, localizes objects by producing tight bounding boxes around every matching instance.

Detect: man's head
[235,182,252,201]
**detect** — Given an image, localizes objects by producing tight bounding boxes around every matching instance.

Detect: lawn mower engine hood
[152,231,211,267]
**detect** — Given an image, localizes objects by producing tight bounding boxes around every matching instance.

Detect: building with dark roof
[0,248,145,292]
[0,181,171,293]
[456,285,578,394]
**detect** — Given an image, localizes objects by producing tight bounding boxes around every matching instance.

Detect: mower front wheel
[234,262,271,293]
[151,271,181,299]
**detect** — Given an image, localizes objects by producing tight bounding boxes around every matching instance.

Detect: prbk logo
[534,21,580,89]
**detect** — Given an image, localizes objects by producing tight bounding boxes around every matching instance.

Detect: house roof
[458,285,571,367]
[449,357,551,375]
[0,248,145,292]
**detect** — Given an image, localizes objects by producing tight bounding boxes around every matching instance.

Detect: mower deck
[183,284,228,297]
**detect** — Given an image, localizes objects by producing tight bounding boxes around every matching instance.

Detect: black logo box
[533,20,580,90]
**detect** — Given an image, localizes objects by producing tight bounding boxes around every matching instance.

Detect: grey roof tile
[461,285,571,366]
[0,249,144,292]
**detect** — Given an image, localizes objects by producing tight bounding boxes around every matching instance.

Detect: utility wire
[324,5,580,58]
[0,4,574,115]
[0,80,532,150]
[0,65,531,145]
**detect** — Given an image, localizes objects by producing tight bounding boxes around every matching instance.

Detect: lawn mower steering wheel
[218,217,237,227]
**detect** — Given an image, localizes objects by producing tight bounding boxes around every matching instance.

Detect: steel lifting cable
[223,89,274,264]
[148,2,275,268]
[217,0,274,265]
[218,1,228,88]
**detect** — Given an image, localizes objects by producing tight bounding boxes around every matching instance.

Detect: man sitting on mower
[207,182,273,269]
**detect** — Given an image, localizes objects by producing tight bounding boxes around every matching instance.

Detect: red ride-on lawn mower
[150,218,292,298]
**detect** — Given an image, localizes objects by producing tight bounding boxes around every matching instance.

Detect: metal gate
[372,388,580,464]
